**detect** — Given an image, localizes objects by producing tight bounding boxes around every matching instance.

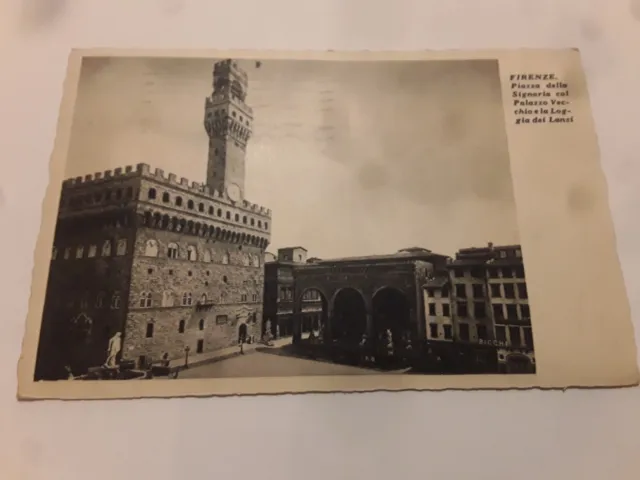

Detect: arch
[162,192,170,203]
[331,288,367,344]
[187,199,194,210]
[505,353,534,374]
[187,245,197,261]
[294,287,329,341]
[144,239,159,257]
[152,212,162,227]
[371,287,411,344]
[161,214,170,229]
[238,323,248,343]
[175,196,183,207]
[203,249,212,263]
[148,188,157,200]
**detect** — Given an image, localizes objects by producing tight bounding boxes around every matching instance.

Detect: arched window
[162,291,174,307]
[162,192,170,203]
[203,249,212,263]
[220,292,227,303]
[250,218,255,226]
[217,208,222,217]
[95,292,105,308]
[175,196,183,207]
[242,216,247,224]
[145,322,154,338]
[222,253,229,265]
[87,244,97,258]
[75,246,84,259]
[178,319,186,333]
[208,206,214,215]
[199,319,205,330]
[101,240,112,256]
[182,292,192,306]
[116,239,127,256]
[51,247,58,260]
[187,200,194,210]
[258,220,262,228]
[111,292,121,309]
[225,211,231,220]
[222,275,228,283]
[265,222,269,230]
[198,203,205,212]
[148,188,157,200]
[167,242,179,259]
[200,294,207,304]
[139,292,152,308]
[234,213,240,222]
[63,247,71,259]
[242,255,250,267]
[252,255,260,268]
[187,245,197,261]
[144,239,159,257]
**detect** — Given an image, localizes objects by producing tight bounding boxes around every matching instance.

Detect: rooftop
[61,162,271,217]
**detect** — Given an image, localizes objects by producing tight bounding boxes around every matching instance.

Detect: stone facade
[33,58,271,379]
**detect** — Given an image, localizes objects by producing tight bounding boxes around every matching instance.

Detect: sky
[66,56,520,258]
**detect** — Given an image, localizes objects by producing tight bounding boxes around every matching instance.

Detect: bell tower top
[204,59,253,202]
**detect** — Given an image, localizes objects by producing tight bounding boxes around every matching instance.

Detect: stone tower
[204,59,253,203]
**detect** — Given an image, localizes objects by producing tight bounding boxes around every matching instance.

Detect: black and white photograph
[29,54,537,384]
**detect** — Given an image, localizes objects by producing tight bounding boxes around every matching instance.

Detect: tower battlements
[213,59,248,86]
[60,162,272,218]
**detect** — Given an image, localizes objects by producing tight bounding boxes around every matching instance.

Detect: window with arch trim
[144,239,159,257]
[175,196,183,207]
[162,291,175,307]
[187,200,194,210]
[101,240,112,256]
[200,294,207,304]
[203,249,212,263]
[148,188,157,200]
[162,192,170,203]
[111,292,121,309]
[181,292,193,306]
[187,245,197,261]
[222,253,229,265]
[167,242,179,259]
[139,292,152,308]
[116,239,127,256]
[178,319,186,333]
[95,292,106,308]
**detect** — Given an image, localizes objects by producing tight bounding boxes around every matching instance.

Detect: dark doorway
[505,354,534,374]
[331,288,367,344]
[196,339,204,354]
[238,323,248,343]
[372,287,411,350]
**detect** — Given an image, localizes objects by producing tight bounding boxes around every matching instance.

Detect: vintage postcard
[17,48,639,400]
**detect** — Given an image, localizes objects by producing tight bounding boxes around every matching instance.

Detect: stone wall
[121,226,264,364]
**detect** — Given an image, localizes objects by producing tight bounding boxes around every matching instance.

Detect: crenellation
[84,174,93,182]
[180,177,189,186]
[104,170,113,178]
[154,168,165,178]
[125,165,133,173]
[75,176,83,184]
[94,172,103,180]
[136,163,150,174]
[114,167,123,175]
